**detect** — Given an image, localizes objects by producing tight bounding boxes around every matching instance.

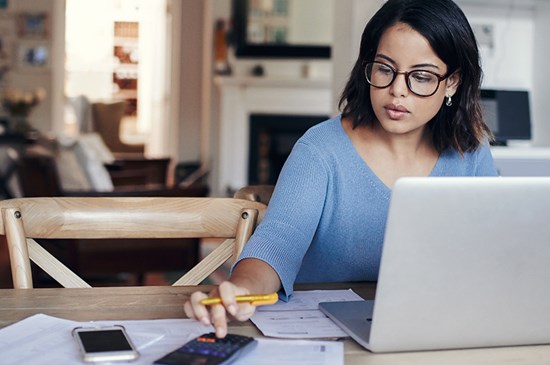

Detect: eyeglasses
[364,61,449,97]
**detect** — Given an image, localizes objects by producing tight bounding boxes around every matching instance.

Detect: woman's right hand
[183,281,258,338]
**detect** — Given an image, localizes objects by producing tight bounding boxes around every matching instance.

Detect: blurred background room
[1,0,550,288]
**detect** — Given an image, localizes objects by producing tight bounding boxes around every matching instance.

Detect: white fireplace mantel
[215,76,333,195]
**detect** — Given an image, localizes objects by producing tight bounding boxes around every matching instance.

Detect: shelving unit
[112,21,139,117]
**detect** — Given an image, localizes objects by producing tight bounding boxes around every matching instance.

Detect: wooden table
[2,282,550,364]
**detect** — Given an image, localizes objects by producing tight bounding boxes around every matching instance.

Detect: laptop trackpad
[319,300,374,349]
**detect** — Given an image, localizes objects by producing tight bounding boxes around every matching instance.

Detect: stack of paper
[251,289,364,338]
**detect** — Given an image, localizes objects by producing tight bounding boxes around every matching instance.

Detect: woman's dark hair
[338,0,493,154]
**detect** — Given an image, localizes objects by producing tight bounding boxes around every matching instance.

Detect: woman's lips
[385,104,410,120]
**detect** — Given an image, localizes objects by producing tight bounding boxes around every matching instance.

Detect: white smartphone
[72,325,140,363]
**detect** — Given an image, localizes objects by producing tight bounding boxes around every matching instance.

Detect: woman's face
[369,22,460,137]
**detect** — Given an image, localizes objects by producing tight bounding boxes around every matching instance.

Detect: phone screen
[73,326,139,362]
[77,329,133,353]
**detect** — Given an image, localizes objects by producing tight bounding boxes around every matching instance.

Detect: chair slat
[28,239,91,288]
[173,238,235,286]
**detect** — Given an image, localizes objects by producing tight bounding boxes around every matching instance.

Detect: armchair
[90,100,145,155]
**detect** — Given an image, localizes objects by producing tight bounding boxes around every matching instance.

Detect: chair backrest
[233,185,275,205]
[0,197,266,288]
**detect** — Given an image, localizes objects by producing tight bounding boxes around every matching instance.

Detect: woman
[185,0,498,337]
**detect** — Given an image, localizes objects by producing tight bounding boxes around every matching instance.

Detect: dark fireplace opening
[248,114,329,185]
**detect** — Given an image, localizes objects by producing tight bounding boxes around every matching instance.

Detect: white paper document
[0,313,211,365]
[239,338,343,365]
[251,289,364,338]
[0,313,343,365]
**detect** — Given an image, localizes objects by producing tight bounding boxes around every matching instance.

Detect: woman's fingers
[184,291,211,325]
[232,303,256,321]
[218,281,257,322]
[182,281,259,338]
[218,281,241,316]
[210,304,229,338]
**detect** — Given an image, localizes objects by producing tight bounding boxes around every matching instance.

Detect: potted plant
[1,87,46,136]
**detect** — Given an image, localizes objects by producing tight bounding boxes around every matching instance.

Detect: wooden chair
[233,185,275,205]
[0,197,266,289]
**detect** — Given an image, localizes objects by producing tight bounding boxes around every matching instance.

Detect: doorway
[64,0,173,157]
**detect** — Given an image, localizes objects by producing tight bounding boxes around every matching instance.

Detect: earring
[445,95,452,107]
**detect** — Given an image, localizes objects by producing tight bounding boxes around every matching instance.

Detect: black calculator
[153,332,258,365]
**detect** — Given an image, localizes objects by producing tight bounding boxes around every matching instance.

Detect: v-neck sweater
[235,115,498,299]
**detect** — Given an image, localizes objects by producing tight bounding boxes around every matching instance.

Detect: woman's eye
[377,65,393,75]
[411,72,435,83]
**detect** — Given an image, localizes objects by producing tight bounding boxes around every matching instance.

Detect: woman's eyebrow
[375,54,396,64]
[411,63,441,70]
[375,54,441,70]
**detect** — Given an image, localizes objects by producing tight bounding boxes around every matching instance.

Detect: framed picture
[16,41,49,71]
[0,0,8,11]
[16,12,49,38]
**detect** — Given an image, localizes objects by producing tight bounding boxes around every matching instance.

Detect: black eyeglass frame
[364,61,450,97]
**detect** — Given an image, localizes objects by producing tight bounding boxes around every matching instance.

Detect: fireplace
[248,114,328,185]
[215,76,332,196]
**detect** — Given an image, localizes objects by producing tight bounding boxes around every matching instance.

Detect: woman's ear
[445,71,461,97]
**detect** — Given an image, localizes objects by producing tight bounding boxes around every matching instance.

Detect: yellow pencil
[200,292,278,306]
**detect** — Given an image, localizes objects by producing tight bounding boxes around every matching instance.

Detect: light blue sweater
[235,115,498,299]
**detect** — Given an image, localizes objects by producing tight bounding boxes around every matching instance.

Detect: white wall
[532,0,550,146]
[65,1,117,100]
[459,2,534,90]
[177,0,204,163]
[331,0,384,115]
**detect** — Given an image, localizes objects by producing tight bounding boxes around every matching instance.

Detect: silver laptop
[319,177,550,353]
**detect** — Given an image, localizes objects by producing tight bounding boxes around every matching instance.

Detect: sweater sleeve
[234,140,330,299]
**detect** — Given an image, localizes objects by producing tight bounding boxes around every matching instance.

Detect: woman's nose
[389,72,409,97]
